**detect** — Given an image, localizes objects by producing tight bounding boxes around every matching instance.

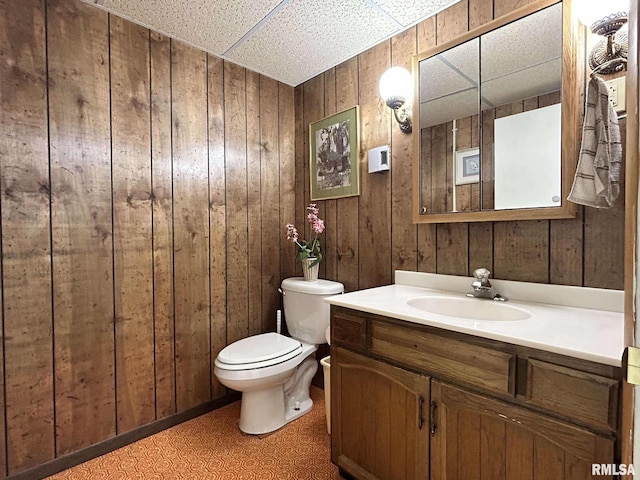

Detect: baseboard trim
[8,392,241,480]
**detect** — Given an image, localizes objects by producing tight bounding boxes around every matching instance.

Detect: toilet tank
[281,278,344,344]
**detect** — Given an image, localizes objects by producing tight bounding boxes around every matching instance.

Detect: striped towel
[567,75,622,208]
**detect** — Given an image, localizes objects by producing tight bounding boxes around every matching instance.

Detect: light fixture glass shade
[379,67,413,108]
[576,0,628,28]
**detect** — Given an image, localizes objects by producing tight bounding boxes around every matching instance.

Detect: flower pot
[301,257,319,281]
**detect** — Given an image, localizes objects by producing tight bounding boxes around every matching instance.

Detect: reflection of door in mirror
[417,2,563,216]
[494,102,561,209]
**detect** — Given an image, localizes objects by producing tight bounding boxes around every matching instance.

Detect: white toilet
[214,277,343,434]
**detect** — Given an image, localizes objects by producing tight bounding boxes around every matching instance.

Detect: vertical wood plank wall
[0,0,295,476]
[48,0,116,457]
[296,0,625,292]
[0,0,52,473]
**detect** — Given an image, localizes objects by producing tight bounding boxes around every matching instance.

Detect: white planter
[301,257,319,281]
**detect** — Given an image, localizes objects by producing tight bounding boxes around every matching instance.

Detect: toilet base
[238,357,317,434]
[238,388,315,435]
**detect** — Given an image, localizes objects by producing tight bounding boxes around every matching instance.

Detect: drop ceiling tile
[93,0,283,54]
[372,0,461,26]
[84,0,470,86]
[226,0,399,86]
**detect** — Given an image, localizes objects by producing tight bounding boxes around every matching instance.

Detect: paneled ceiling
[83,0,461,86]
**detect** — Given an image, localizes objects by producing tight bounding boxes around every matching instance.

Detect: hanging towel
[567,75,622,208]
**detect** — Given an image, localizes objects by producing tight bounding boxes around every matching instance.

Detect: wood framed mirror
[412,0,580,223]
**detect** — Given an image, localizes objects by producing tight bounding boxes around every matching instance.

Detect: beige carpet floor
[47,387,340,479]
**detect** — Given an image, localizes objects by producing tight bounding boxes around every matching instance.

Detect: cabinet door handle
[418,395,424,429]
[430,401,437,436]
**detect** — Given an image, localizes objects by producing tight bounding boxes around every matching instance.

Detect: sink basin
[406,296,531,321]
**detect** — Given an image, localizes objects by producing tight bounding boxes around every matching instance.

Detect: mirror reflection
[418,3,563,215]
[419,39,480,213]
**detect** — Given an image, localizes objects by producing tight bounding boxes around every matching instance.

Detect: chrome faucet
[466,268,507,301]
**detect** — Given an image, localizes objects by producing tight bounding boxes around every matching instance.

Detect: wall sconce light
[577,0,629,74]
[379,67,413,134]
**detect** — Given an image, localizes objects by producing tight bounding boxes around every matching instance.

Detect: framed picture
[455,147,480,185]
[309,106,360,200]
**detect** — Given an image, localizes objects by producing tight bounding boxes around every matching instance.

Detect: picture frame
[455,147,480,185]
[309,106,360,200]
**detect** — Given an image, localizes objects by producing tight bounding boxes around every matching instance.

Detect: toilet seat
[215,332,303,371]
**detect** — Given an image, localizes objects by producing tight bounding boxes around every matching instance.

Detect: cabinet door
[430,381,615,480]
[332,347,430,480]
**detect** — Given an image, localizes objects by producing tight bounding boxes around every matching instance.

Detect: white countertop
[326,273,624,367]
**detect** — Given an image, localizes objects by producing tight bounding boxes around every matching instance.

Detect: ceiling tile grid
[95,0,283,53]
[83,0,461,86]
[227,0,400,86]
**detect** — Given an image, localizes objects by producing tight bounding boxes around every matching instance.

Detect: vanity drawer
[525,359,619,432]
[370,321,515,396]
[331,308,367,353]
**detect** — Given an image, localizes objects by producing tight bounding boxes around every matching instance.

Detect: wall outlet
[605,77,626,114]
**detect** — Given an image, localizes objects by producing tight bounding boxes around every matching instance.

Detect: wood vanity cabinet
[430,381,614,480]
[330,306,621,480]
[332,347,430,480]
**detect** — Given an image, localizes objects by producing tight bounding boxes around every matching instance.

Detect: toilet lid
[217,332,303,367]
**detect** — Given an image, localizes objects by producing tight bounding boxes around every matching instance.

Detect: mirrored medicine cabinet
[412,0,580,223]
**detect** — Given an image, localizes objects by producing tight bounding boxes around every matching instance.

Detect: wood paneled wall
[296,0,625,292]
[0,0,295,475]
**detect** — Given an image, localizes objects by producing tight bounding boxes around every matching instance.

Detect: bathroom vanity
[327,272,624,480]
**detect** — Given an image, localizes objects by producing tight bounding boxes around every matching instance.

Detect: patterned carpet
[47,387,340,479]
